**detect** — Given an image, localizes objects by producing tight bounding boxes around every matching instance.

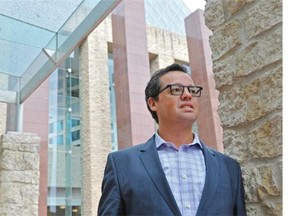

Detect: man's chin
[179,117,197,124]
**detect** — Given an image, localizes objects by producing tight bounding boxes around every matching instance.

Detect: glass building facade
[144,0,191,34]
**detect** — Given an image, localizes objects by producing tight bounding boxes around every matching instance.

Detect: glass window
[48,50,81,214]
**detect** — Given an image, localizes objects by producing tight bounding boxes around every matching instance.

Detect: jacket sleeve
[98,154,125,216]
[234,165,247,216]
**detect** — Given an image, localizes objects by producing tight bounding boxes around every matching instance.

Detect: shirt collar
[155,131,203,149]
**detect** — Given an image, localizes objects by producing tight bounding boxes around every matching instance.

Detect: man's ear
[147,97,157,111]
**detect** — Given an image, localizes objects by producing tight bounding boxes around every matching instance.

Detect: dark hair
[145,63,190,123]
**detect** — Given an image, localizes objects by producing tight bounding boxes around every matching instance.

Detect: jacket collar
[138,135,220,216]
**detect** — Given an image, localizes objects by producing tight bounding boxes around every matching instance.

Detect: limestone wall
[79,19,112,215]
[204,0,282,215]
[147,25,189,68]
[0,132,40,216]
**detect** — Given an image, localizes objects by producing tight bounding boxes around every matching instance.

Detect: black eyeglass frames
[158,84,203,97]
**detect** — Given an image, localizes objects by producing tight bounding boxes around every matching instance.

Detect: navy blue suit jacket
[98,135,246,216]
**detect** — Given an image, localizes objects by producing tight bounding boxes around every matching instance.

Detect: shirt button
[185,204,191,209]
[182,174,187,179]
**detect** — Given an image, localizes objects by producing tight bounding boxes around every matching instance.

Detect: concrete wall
[204,0,282,215]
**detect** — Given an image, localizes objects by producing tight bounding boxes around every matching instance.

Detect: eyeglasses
[158,84,203,97]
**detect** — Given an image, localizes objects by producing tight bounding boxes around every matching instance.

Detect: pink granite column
[185,9,223,151]
[112,0,155,149]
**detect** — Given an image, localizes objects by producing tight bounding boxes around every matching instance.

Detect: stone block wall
[147,25,189,69]
[79,19,112,215]
[0,132,40,216]
[204,0,282,215]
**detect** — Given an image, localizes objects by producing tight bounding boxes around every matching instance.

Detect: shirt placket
[178,147,193,215]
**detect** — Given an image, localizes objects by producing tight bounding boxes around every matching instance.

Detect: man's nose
[181,87,192,100]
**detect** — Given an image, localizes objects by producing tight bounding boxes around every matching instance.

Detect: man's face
[149,71,200,126]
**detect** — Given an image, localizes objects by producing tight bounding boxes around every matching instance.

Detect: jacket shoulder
[112,135,155,154]
[112,142,147,155]
[203,143,240,167]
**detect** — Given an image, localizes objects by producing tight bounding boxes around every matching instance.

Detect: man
[98,63,247,215]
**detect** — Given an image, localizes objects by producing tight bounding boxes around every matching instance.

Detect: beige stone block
[18,143,39,153]
[0,170,39,184]
[23,152,39,170]
[210,20,242,60]
[0,205,38,216]
[204,1,225,30]
[244,67,282,122]
[20,184,39,205]
[246,204,263,216]
[243,163,281,202]
[21,206,38,216]
[218,86,247,127]
[236,29,282,76]
[248,113,282,159]
[262,201,282,216]
[2,133,40,149]
[147,26,188,62]
[226,0,255,15]
[1,151,39,171]
[243,0,282,39]
[213,55,236,88]
[2,151,25,170]
[218,66,281,126]
[223,129,249,163]
[1,183,22,204]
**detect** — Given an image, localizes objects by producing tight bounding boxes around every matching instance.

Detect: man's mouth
[180,104,194,109]
[182,105,192,109]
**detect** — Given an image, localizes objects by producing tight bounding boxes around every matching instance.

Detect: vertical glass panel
[47,51,81,216]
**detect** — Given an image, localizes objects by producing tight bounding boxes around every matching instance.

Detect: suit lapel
[196,144,220,216]
[138,137,181,216]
